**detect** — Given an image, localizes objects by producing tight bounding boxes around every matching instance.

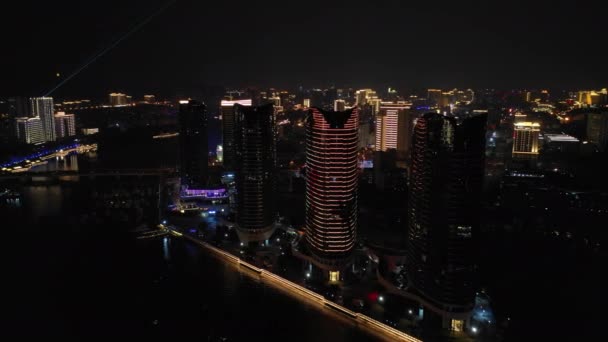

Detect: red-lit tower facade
[305,107,359,274]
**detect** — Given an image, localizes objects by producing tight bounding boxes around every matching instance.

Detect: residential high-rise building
[54,112,76,138]
[512,122,540,156]
[221,99,252,171]
[178,100,208,187]
[15,117,44,144]
[305,107,359,274]
[406,112,487,329]
[334,99,346,112]
[586,110,608,151]
[375,102,412,159]
[30,97,55,142]
[109,93,128,106]
[234,103,277,242]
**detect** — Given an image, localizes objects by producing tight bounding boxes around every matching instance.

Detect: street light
[471,326,478,334]
[378,296,384,302]
[306,273,311,278]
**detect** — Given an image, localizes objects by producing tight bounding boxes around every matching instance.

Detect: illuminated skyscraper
[375,102,412,158]
[30,97,55,142]
[178,100,208,187]
[512,122,540,156]
[54,112,76,138]
[234,103,277,242]
[303,98,311,108]
[407,112,487,329]
[221,99,252,171]
[305,107,359,272]
[15,117,44,144]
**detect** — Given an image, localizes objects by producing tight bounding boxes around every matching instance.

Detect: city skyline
[2,1,607,341]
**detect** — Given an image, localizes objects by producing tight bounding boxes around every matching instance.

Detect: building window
[329,270,340,282]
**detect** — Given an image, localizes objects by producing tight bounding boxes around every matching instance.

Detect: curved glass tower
[406,112,487,319]
[234,103,277,242]
[305,107,359,269]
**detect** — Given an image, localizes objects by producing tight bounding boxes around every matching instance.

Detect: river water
[2,152,381,341]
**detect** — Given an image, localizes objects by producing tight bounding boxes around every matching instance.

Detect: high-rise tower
[406,112,487,328]
[305,107,359,272]
[221,99,252,171]
[178,100,208,187]
[30,97,55,142]
[234,103,277,242]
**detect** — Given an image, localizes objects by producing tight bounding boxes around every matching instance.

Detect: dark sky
[2,0,605,99]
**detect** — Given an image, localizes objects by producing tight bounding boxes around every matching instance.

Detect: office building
[178,100,208,187]
[586,110,608,151]
[221,99,252,171]
[513,122,540,155]
[15,117,44,144]
[305,107,359,274]
[109,93,128,107]
[375,102,412,159]
[407,112,487,329]
[234,103,277,242]
[54,112,76,138]
[30,97,55,142]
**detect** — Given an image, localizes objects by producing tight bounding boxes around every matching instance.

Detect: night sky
[2,0,605,99]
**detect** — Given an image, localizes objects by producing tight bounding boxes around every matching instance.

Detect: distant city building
[82,128,99,135]
[355,89,376,106]
[109,93,128,107]
[178,100,208,187]
[303,98,311,108]
[543,133,580,154]
[577,90,601,107]
[375,102,412,159]
[334,99,346,112]
[234,103,277,242]
[15,117,44,144]
[54,112,76,138]
[513,122,540,156]
[305,107,359,275]
[586,110,608,151]
[30,97,56,142]
[427,88,442,106]
[221,99,252,171]
[269,97,281,107]
[143,95,156,104]
[407,112,487,329]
